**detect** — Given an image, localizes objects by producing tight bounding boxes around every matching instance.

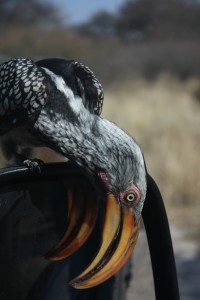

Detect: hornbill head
[73,126,147,289]
[46,117,147,289]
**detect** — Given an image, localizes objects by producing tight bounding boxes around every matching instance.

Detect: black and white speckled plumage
[0,58,103,132]
[0,57,146,218]
[0,58,48,134]
[0,57,103,162]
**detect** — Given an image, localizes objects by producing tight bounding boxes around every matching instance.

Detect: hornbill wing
[0,57,103,137]
[73,61,104,115]
[0,58,49,136]
[36,58,104,116]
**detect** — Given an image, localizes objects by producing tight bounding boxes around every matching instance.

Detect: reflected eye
[125,193,136,202]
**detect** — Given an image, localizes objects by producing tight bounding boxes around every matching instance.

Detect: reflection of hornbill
[0,58,147,289]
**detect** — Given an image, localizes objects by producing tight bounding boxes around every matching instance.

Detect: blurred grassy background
[0,0,200,243]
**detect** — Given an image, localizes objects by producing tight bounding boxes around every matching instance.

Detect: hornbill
[0,58,147,289]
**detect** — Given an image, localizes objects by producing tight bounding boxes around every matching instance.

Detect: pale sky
[49,0,127,24]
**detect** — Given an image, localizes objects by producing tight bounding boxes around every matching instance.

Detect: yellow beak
[69,193,140,289]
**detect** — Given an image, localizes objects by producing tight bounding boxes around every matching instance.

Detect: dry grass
[102,74,200,242]
[1,26,200,83]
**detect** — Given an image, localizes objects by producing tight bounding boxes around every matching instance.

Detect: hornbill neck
[32,96,146,202]
[32,102,114,175]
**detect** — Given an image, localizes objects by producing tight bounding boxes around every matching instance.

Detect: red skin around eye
[97,172,141,203]
[119,184,141,204]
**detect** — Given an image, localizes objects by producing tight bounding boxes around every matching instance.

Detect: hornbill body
[0,58,147,288]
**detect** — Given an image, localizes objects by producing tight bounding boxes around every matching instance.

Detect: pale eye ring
[125,193,136,202]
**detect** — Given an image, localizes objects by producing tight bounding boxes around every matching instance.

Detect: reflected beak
[46,188,98,261]
[70,193,140,289]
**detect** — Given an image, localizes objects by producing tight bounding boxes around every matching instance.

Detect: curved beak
[70,193,140,289]
[46,188,98,261]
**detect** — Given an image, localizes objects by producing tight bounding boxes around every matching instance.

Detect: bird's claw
[23,158,44,174]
